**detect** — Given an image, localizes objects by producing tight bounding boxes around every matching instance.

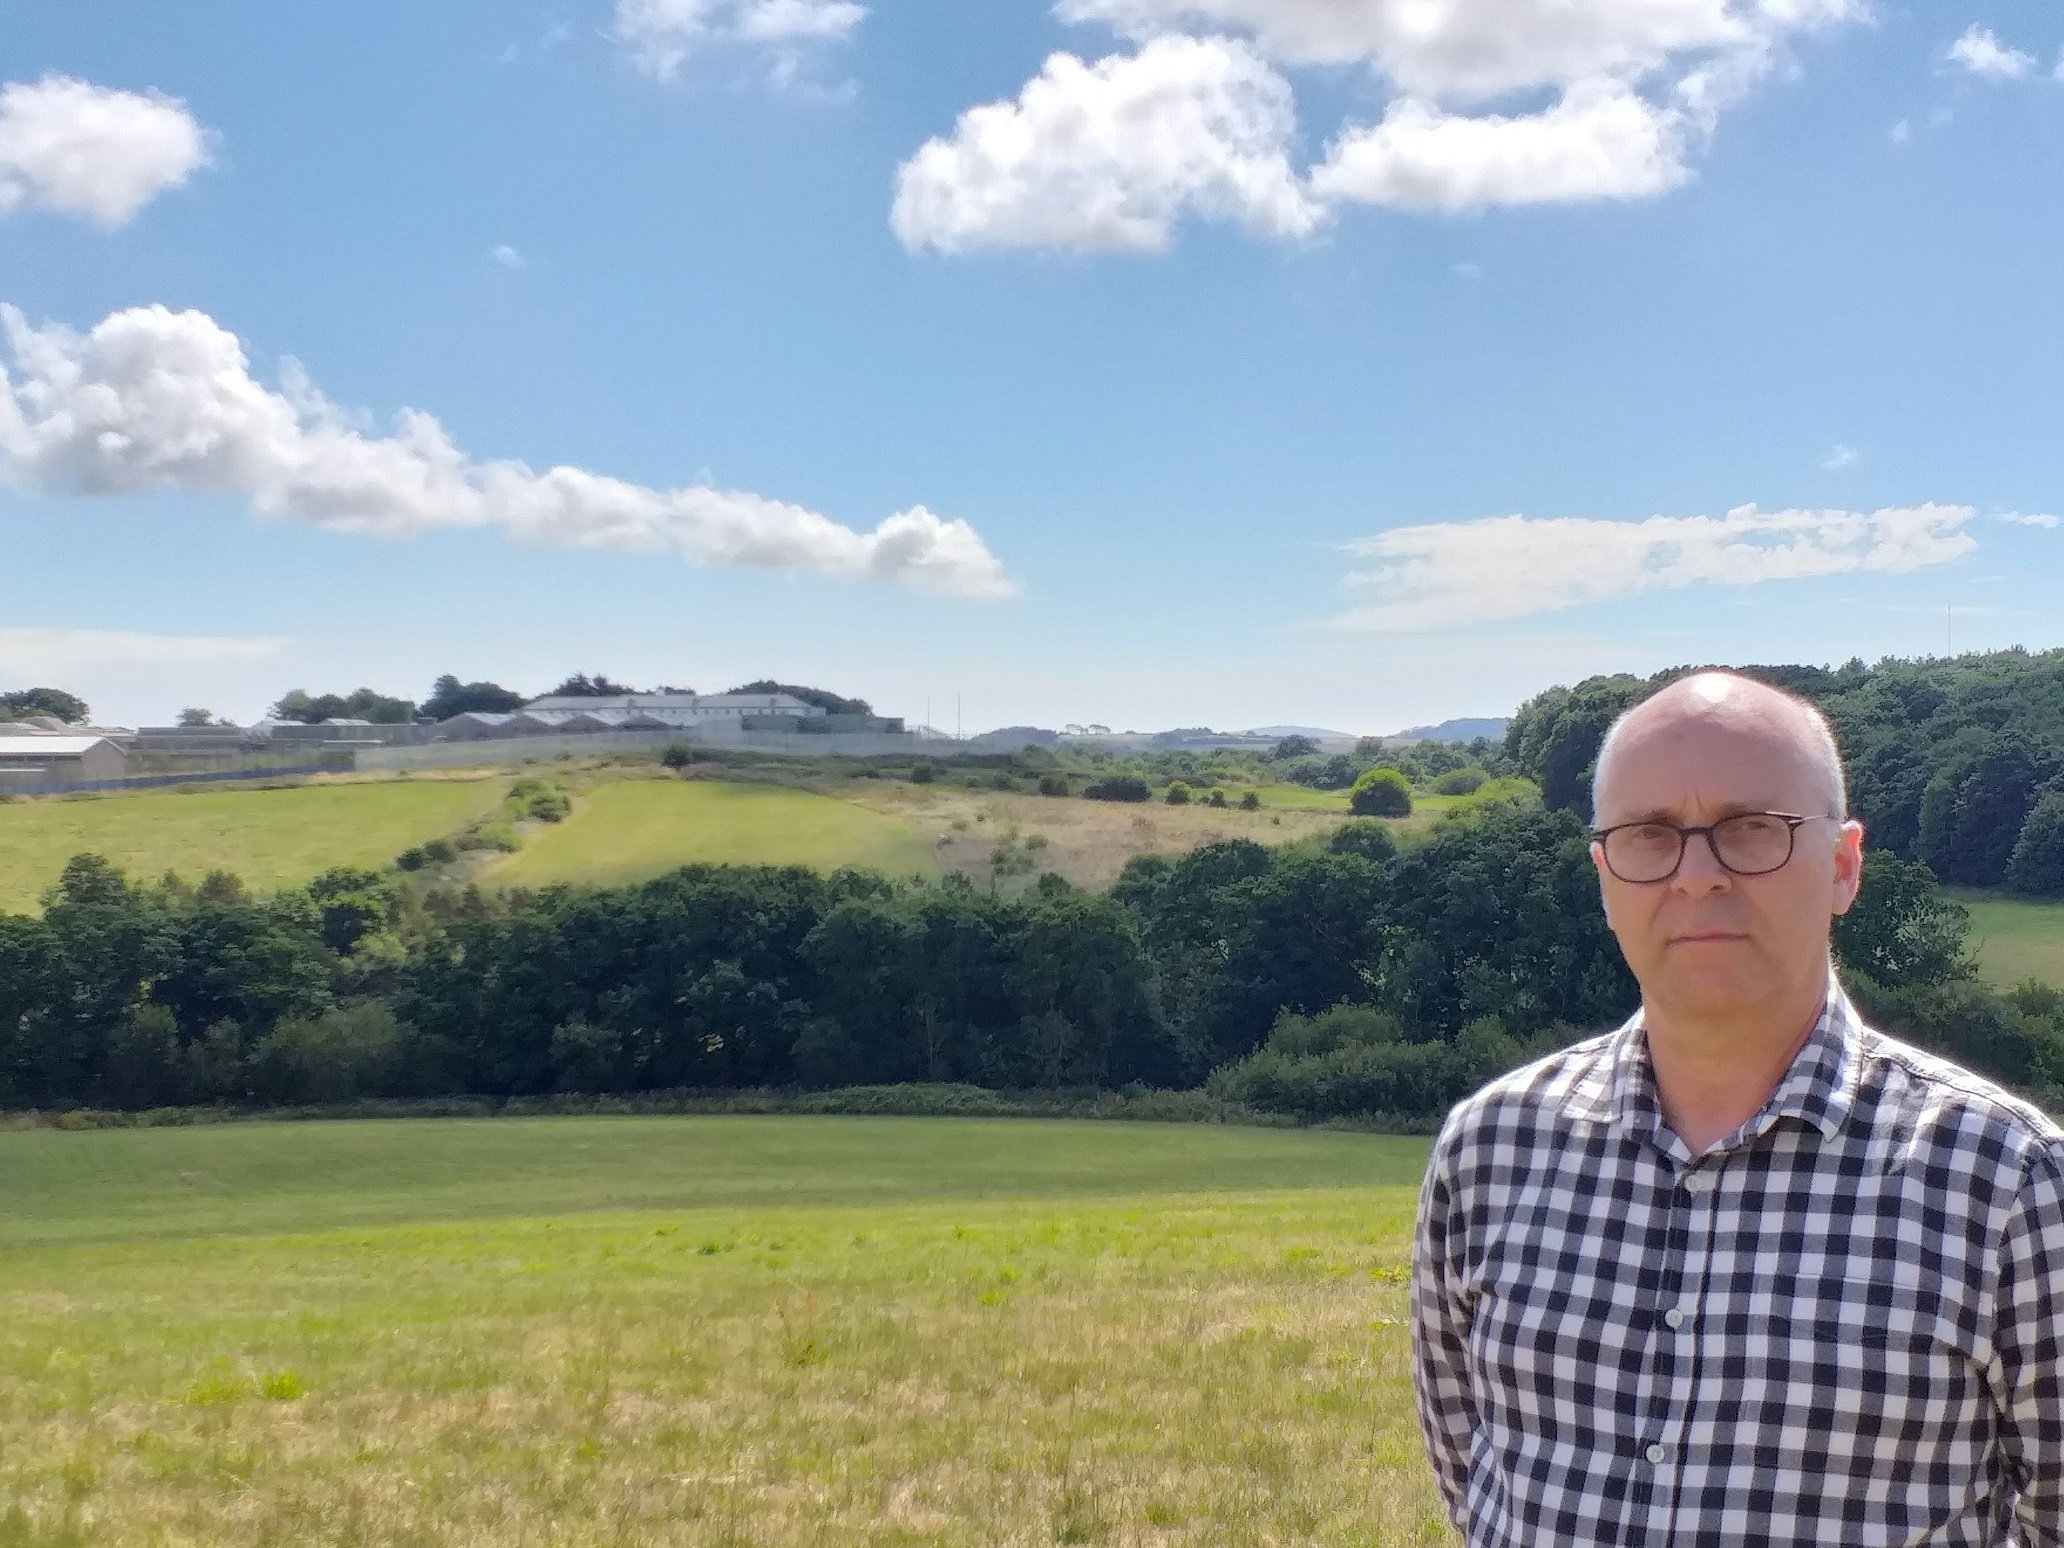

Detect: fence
[0,763,350,798]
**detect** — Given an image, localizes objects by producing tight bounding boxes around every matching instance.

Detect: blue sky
[1,0,2059,733]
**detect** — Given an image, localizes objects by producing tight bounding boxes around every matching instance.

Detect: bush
[1328,819,1398,864]
[1085,776,1152,803]
[2008,791,2064,897]
[1349,767,1413,817]
[1165,781,1192,806]
[422,838,457,866]
[525,788,571,822]
[249,1004,402,1105]
[1431,767,1488,796]
[660,743,693,771]
[395,847,426,872]
[910,762,937,785]
[1239,790,1260,811]
[1037,774,1070,797]
[1206,788,1228,808]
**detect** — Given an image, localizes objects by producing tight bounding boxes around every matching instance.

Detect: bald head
[1592,673,1847,825]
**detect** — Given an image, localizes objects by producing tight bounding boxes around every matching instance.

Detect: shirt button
[1663,1307,1685,1330]
[1683,1173,1710,1195]
[1646,1443,1668,1464]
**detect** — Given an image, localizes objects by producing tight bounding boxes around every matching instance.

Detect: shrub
[396,847,426,872]
[1349,767,1413,818]
[1085,776,1151,803]
[1165,781,1192,806]
[910,762,937,784]
[1206,788,1228,808]
[1037,774,1070,797]
[1328,819,1398,864]
[1431,767,1488,796]
[2008,791,2064,897]
[422,838,457,866]
[525,787,572,822]
[660,743,694,771]
[1239,790,1260,811]
[249,1004,402,1105]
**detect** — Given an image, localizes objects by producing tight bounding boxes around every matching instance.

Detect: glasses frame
[1590,811,1835,884]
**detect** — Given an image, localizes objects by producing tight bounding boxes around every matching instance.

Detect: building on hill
[0,734,128,792]
[519,691,826,726]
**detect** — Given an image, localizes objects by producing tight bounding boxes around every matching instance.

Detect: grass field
[0,777,507,914]
[1953,890,2064,989]
[0,1116,1446,1546]
[490,779,941,888]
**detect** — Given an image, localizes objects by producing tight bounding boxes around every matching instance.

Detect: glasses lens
[1712,813,1795,875]
[1604,823,1683,882]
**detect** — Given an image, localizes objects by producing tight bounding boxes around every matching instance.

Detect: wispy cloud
[1998,511,2061,528]
[1822,443,1859,470]
[0,74,213,227]
[1947,25,2037,80]
[1331,503,1977,632]
[614,0,865,82]
[0,303,1015,598]
[0,627,286,675]
[489,244,527,269]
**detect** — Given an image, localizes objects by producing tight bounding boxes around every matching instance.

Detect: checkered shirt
[1413,984,2064,1546]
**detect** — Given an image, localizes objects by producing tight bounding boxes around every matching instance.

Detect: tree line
[6,802,2059,1122]
[1505,650,2064,896]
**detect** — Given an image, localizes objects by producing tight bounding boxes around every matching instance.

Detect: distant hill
[1241,724,1358,741]
[1396,717,1510,743]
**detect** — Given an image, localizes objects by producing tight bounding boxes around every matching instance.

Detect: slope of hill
[486,779,939,888]
[0,777,507,914]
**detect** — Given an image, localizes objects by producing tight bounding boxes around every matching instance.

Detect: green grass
[0,1117,1445,1546]
[0,778,507,913]
[1248,783,1352,810]
[489,779,940,888]
[1952,890,2064,989]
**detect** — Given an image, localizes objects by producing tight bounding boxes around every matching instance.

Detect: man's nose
[1671,832,1733,894]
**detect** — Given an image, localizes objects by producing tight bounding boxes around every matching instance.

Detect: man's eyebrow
[1604,802,1779,826]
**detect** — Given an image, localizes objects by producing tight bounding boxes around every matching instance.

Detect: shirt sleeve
[1412,1118,1479,1529]
[1997,1143,2064,1547]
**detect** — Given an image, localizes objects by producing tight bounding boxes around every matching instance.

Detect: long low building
[0,733,129,790]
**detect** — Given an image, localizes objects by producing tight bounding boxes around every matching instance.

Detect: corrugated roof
[0,737,111,757]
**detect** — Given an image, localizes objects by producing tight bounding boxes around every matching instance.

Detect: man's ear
[1829,820,1866,916]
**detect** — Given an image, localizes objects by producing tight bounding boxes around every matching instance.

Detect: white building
[516,692,825,729]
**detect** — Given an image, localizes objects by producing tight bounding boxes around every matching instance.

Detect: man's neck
[1642,973,1830,1156]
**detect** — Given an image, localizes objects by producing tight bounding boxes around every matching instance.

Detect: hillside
[0,776,507,915]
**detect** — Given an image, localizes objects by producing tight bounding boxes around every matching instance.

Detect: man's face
[1591,705,1865,1023]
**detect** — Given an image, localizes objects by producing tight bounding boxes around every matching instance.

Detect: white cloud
[0,303,1014,599]
[1310,80,1687,212]
[1331,503,1978,631]
[490,244,527,269]
[1947,25,2036,80]
[0,74,212,227]
[907,0,1862,250]
[1821,443,1858,469]
[1059,0,1860,100]
[1998,511,2061,528]
[0,627,285,675]
[613,0,865,80]
[892,36,1323,253]
[1889,118,1911,143]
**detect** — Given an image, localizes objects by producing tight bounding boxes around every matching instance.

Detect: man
[1412,670,2064,1546]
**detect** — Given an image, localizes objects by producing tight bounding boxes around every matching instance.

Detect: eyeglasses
[1590,812,1835,884]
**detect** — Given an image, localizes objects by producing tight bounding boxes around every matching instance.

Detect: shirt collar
[1563,975,1863,1151]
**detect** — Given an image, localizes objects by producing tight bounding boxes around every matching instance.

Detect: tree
[422,675,526,719]
[1,688,89,723]
[1084,776,1151,802]
[176,708,215,727]
[727,681,872,716]
[1349,767,1412,817]
[2008,791,2064,897]
[660,743,694,771]
[269,688,415,724]
[1272,735,1319,760]
[546,673,641,699]
[1164,781,1192,806]
[1504,675,1645,819]
[1831,851,1974,987]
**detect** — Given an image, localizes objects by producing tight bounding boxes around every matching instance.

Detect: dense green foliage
[1349,767,1413,817]
[269,687,416,724]
[6,786,2059,1121]
[0,687,89,723]
[420,675,526,718]
[1506,651,2064,895]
